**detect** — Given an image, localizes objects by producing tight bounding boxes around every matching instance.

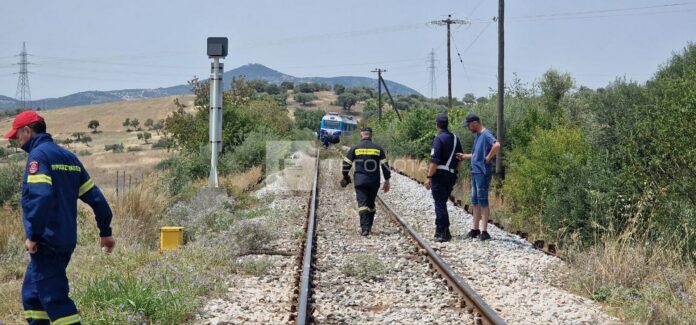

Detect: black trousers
[355,184,379,231]
[432,173,456,232]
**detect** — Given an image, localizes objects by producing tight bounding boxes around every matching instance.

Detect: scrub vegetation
[366,43,696,323]
[0,76,318,323]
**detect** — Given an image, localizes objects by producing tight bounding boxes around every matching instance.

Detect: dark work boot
[479,231,491,241]
[360,215,368,236]
[367,213,375,236]
[435,228,451,242]
[443,228,452,241]
[433,225,442,240]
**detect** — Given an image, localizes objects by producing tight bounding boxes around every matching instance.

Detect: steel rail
[377,196,507,325]
[296,153,320,324]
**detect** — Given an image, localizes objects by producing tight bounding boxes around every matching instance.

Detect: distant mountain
[0,63,421,111]
[0,95,19,109]
[222,64,420,97]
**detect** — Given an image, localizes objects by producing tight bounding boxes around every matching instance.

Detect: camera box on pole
[207,37,228,57]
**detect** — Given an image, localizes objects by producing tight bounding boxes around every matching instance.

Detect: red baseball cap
[4,110,44,139]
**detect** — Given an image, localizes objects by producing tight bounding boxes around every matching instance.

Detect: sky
[1,0,695,99]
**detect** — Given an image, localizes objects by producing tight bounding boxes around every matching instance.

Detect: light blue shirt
[471,128,496,175]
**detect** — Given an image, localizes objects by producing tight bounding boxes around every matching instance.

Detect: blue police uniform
[21,133,113,325]
[430,116,463,240]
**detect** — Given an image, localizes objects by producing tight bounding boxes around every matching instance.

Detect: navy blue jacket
[430,129,463,174]
[21,133,112,252]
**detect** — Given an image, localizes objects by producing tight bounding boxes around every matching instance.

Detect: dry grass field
[0,96,195,191]
[285,91,364,120]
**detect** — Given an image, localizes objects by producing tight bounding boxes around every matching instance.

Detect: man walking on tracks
[4,111,115,325]
[341,127,391,236]
[456,113,500,241]
[425,113,463,242]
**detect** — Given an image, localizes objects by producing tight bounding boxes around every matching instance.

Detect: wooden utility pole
[371,68,386,121]
[429,15,468,110]
[496,0,505,179]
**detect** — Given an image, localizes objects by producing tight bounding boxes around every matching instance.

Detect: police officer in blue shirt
[457,113,500,241]
[4,111,115,325]
[424,114,463,242]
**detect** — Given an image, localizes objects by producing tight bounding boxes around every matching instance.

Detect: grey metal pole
[209,57,222,188]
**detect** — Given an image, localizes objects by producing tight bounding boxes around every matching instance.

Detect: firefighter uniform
[19,133,113,325]
[342,132,391,235]
[430,114,463,241]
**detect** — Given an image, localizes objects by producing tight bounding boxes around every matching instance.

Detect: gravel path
[380,171,621,325]
[312,159,473,324]
[196,189,308,324]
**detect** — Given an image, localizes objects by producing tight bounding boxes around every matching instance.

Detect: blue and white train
[319,112,358,145]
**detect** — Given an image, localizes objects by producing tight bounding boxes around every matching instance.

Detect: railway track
[292,155,505,324]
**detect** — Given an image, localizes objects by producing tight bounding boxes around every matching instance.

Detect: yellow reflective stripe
[79,178,95,196]
[24,310,50,320]
[343,157,353,165]
[52,313,81,325]
[51,164,81,172]
[355,148,381,156]
[358,206,370,211]
[27,174,52,185]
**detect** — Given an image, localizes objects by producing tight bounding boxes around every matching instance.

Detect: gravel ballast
[380,170,620,325]
[312,159,473,324]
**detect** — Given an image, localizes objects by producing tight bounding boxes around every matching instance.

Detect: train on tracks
[318,112,357,146]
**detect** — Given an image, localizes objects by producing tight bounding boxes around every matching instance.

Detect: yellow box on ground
[160,227,184,251]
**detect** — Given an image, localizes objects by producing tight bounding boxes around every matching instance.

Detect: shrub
[220,128,279,174]
[342,254,388,279]
[504,127,591,237]
[294,108,325,131]
[0,164,23,206]
[105,143,124,153]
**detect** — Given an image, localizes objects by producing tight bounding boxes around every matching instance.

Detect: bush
[0,164,23,206]
[77,150,92,156]
[151,137,175,150]
[294,108,325,131]
[220,128,279,174]
[127,146,144,152]
[293,92,316,105]
[163,146,210,195]
[504,127,591,237]
[105,143,124,153]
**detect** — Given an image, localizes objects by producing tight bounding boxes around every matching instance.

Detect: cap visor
[3,128,17,139]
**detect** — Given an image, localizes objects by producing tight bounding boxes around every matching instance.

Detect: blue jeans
[471,173,493,207]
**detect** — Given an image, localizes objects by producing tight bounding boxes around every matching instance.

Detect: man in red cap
[5,110,115,325]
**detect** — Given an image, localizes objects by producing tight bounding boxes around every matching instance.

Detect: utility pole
[371,68,386,121]
[496,0,505,179]
[427,49,438,99]
[371,68,403,122]
[15,42,32,109]
[429,15,468,110]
